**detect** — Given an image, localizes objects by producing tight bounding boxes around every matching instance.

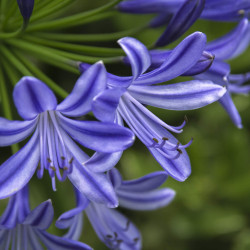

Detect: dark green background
[1,1,250,249]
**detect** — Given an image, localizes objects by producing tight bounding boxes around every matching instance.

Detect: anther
[106,235,113,239]
[177,149,182,154]
[162,137,169,141]
[134,238,139,243]
[117,239,123,244]
[238,9,245,15]
[69,157,74,164]
[47,158,52,163]
[184,115,188,123]
[153,138,159,143]
[50,166,56,171]
[61,156,66,160]
[63,167,68,170]
[37,162,41,170]
[114,232,118,238]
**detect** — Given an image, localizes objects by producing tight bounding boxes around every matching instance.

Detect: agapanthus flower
[79,33,226,181]
[0,185,91,249]
[118,0,250,47]
[17,0,35,22]
[0,62,135,207]
[148,18,250,128]
[56,169,175,250]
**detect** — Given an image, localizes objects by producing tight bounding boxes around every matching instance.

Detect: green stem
[24,35,123,57]
[13,49,68,98]
[0,44,32,76]
[0,62,19,153]
[0,20,28,39]
[27,0,121,32]
[35,24,147,42]
[1,59,21,85]
[7,39,79,74]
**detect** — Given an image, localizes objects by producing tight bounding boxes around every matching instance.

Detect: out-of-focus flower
[56,169,175,250]
[0,185,91,250]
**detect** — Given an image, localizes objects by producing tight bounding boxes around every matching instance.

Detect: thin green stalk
[24,35,123,57]
[13,49,68,98]
[35,24,147,42]
[0,45,32,76]
[27,0,122,32]
[0,20,29,39]
[31,0,73,22]
[11,0,74,26]
[1,59,21,86]
[0,62,19,153]
[7,39,79,74]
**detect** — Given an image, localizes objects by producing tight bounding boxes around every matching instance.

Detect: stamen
[47,158,52,163]
[106,235,113,239]
[177,149,182,154]
[50,166,56,171]
[238,9,245,15]
[61,156,66,160]
[69,157,74,164]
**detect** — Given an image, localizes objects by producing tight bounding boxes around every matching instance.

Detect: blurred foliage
[0,2,250,250]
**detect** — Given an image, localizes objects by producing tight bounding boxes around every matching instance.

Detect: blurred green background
[1,1,250,249]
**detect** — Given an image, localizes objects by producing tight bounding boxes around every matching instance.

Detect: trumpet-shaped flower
[56,169,175,250]
[0,185,91,250]
[0,62,135,207]
[80,33,226,181]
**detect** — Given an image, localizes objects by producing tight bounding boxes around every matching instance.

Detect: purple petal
[13,77,57,120]
[38,231,92,250]
[118,188,175,210]
[149,50,214,76]
[69,160,118,208]
[23,200,53,230]
[119,37,151,79]
[128,80,226,110]
[118,0,183,13]
[107,168,123,189]
[57,62,107,117]
[60,130,119,207]
[119,171,168,192]
[58,114,134,153]
[0,130,39,199]
[84,151,123,173]
[149,147,191,181]
[0,117,37,146]
[92,88,125,122]
[118,96,191,181]
[134,32,207,85]
[182,51,215,76]
[206,18,250,60]
[219,92,243,129]
[156,0,205,46]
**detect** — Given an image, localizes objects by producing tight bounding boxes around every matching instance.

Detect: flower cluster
[0,0,249,249]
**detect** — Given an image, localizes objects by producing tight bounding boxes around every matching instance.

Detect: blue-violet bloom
[56,168,175,250]
[80,33,226,182]
[0,62,135,207]
[0,185,91,250]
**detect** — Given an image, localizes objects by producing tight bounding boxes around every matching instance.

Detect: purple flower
[118,0,250,46]
[56,169,175,250]
[0,186,91,250]
[148,18,250,128]
[80,33,226,181]
[17,0,34,21]
[0,62,135,207]
[195,18,250,128]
